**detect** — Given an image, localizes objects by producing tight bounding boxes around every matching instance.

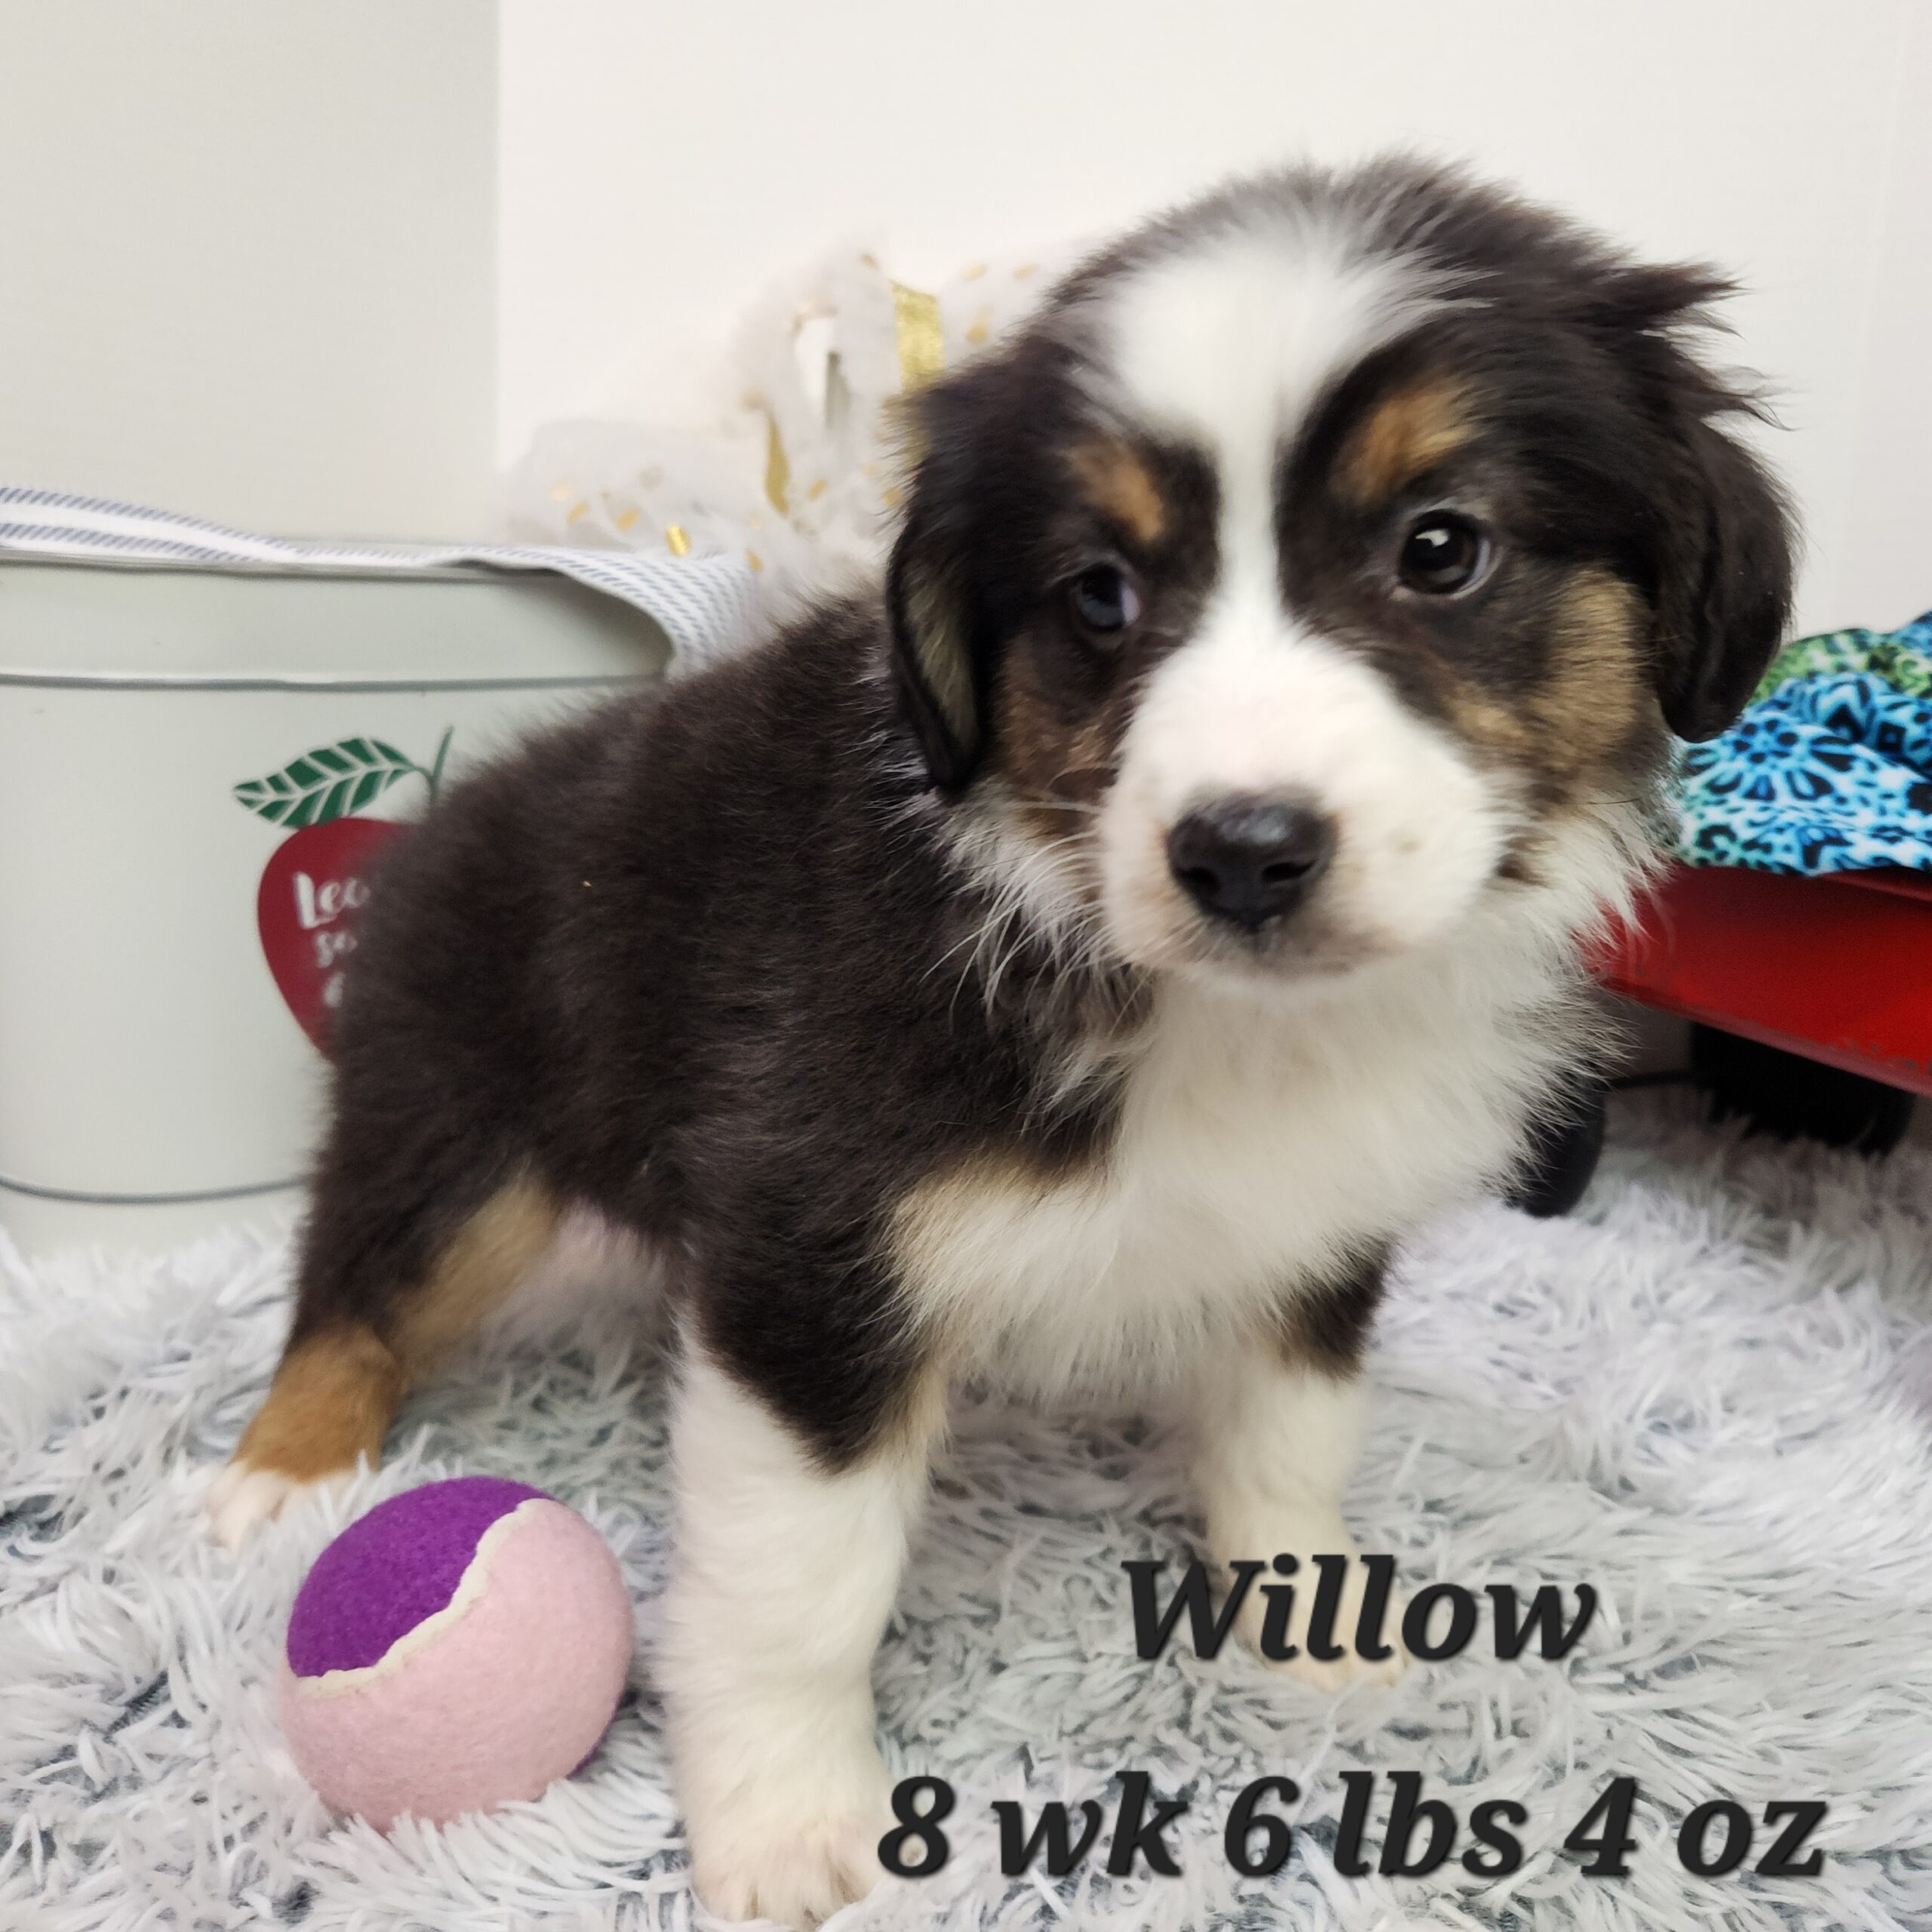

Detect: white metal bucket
[0,559,668,1257]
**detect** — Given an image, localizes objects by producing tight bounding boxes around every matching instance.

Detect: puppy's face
[890,166,1793,986]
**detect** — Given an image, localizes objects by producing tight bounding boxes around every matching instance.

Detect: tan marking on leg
[390,1177,561,1373]
[210,1323,408,1546]
[208,1180,560,1548]
[1336,375,1470,506]
[1070,438,1168,546]
[231,1324,407,1483]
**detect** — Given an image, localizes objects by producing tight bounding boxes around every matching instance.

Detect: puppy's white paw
[1230,1530,1408,1692]
[685,1755,892,1927]
[203,1460,342,1551]
[1269,1611,1408,1693]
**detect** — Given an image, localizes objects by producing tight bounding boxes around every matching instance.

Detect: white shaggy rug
[5,1097,1932,1932]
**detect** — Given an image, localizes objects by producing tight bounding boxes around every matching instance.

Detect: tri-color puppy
[209,159,1792,1924]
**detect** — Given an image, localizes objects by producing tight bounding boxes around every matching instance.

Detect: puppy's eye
[1397,514,1487,595]
[1067,564,1143,638]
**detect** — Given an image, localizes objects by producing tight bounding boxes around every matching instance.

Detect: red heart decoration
[257,817,409,1052]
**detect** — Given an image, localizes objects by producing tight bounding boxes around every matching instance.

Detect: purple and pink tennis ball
[280,1476,633,1828]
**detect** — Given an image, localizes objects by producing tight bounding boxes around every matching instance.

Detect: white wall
[0,0,497,540]
[1,0,1923,632]
[498,0,1930,637]
[1829,0,1932,631]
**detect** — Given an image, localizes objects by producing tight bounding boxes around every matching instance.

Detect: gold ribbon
[757,280,943,532]
[890,281,944,392]
[764,414,792,515]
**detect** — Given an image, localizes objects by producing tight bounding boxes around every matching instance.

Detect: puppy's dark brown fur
[214,157,1797,1930]
[229,158,1791,1491]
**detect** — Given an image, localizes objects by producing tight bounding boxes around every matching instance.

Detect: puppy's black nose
[1167,795,1335,930]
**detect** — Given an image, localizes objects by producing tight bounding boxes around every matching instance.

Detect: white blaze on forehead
[1098,217,1435,572]
[1088,220,1506,964]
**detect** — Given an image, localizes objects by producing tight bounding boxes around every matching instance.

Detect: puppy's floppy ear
[1605,268,1796,743]
[887,484,984,790]
[887,352,1026,790]
[1650,408,1795,741]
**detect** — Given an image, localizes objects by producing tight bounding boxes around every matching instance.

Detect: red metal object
[1598,864,1932,1099]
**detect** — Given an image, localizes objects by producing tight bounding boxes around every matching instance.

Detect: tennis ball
[279,1476,632,1829]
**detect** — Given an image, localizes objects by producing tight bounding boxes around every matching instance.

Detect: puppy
[208,159,1792,1924]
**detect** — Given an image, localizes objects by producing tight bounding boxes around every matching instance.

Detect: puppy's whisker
[1017,794,1106,819]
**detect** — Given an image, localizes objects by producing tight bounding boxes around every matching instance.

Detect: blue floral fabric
[1673,611,1932,875]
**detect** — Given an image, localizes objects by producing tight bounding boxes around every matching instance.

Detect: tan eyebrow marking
[1337,374,1472,506]
[1070,438,1168,546]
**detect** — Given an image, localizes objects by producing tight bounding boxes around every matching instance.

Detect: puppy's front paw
[1269,1611,1408,1693]
[203,1459,345,1551]
[1229,1530,1408,1692]
[685,1760,892,1927]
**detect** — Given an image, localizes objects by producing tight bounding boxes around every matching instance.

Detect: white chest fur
[894,937,1577,1400]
